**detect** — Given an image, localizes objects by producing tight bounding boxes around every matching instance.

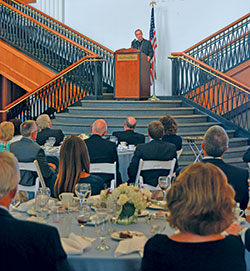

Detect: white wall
[31,0,250,96]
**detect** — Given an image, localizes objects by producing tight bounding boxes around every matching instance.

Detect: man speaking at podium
[131,29,153,62]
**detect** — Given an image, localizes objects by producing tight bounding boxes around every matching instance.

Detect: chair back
[135,158,176,188]
[177,149,183,159]
[34,160,46,189]
[17,161,40,194]
[90,162,117,189]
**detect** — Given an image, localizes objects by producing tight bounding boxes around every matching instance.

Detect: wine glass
[75,183,91,209]
[48,137,56,147]
[147,213,166,236]
[158,176,171,201]
[94,209,110,251]
[76,204,91,239]
[35,187,51,218]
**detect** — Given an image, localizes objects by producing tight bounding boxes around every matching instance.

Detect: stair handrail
[2,0,115,88]
[170,52,250,133]
[0,0,95,57]
[170,52,250,94]
[184,12,250,55]
[0,55,103,116]
[3,0,114,55]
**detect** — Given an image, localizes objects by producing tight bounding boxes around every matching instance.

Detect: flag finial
[150,1,156,7]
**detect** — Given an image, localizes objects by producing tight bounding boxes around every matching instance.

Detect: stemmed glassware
[75,183,91,209]
[94,208,110,251]
[76,203,91,239]
[35,187,51,218]
[158,176,171,201]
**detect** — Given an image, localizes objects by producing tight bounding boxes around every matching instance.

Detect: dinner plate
[147,201,167,211]
[110,231,144,241]
[137,210,149,217]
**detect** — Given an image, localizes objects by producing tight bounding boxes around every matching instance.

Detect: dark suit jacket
[202,158,249,210]
[36,127,64,146]
[112,130,145,146]
[0,208,71,271]
[128,139,177,186]
[85,134,121,186]
[162,134,182,151]
[243,147,250,162]
[10,137,56,186]
[131,38,153,59]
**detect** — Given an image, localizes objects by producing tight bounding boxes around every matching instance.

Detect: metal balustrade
[2,0,114,89]
[184,13,250,73]
[171,54,250,132]
[0,2,90,72]
[3,57,103,121]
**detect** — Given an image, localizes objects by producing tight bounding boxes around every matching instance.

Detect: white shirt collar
[203,156,222,160]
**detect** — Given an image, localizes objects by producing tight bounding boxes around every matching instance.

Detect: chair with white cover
[90,162,117,190]
[134,158,176,190]
[17,160,43,194]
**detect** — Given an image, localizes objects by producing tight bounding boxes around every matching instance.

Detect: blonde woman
[0,121,14,151]
[142,162,246,271]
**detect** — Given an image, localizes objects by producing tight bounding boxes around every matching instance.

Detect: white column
[30,0,65,23]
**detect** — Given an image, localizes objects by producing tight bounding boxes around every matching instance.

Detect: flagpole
[148,1,160,101]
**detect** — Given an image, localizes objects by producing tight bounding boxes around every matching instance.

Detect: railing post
[171,58,179,96]
[94,61,103,99]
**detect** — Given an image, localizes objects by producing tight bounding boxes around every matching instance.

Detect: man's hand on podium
[147,56,151,62]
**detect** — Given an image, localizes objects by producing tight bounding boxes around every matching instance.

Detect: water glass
[147,213,166,236]
[35,187,51,218]
[75,183,91,209]
[94,209,110,251]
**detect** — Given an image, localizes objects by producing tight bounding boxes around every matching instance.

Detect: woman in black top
[141,162,246,271]
[160,115,182,151]
[54,135,104,197]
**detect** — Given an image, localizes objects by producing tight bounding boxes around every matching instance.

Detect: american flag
[149,5,157,85]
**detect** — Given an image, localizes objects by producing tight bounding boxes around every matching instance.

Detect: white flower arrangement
[100,183,151,211]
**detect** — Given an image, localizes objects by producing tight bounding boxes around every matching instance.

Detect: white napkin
[61,233,92,255]
[15,199,35,212]
[26,216,46,223]
[15,199,55,212]
[114,236,148,257]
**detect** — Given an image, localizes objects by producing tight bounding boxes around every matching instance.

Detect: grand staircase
[51,98,250,169]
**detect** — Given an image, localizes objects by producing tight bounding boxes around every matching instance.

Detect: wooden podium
[115,48,150,99]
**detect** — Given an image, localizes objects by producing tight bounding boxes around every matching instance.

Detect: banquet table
[10,200,174,271]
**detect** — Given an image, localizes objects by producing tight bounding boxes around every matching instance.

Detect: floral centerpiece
[100,183,151,224]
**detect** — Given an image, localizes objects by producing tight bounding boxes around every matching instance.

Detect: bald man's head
[91,119,107,136]
[124,117,136,130]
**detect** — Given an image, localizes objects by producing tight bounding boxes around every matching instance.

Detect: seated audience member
[0,121,14,151]
[160,115,182,151]
[36,114,64,146]
[142,162,246,271]
[9,118,22,144]
[112,117,145,146]
[242,147,250,163]
[128,121,177,186]
[85,119,121,186]
[54,135,104,197]
[0,151,71,271]
[201,125,249,210]
[10,120,56,192]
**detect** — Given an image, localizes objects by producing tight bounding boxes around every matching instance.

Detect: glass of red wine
[158,176,171,202]
[76,205,91,239]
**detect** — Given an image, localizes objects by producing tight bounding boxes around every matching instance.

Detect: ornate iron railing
[2,0,115,89]
[0,56,103,121]
[0,1,94,73]
[170,53,250,132]
[184,13,250,73]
